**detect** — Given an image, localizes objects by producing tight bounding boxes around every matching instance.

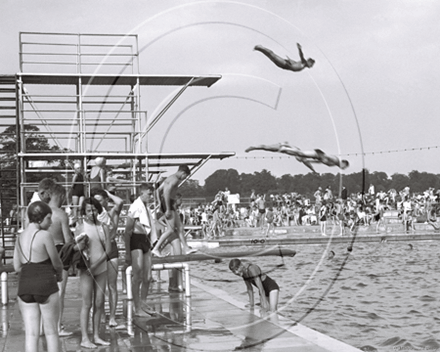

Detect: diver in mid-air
[254,43,315,72]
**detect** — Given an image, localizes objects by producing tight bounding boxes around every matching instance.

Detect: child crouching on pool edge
[229,258,279,312]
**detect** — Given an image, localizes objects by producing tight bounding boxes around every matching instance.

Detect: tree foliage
[0,125,68,209]
[196,168,440,201]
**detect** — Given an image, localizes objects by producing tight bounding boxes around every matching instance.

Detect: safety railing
[19,32,139,74]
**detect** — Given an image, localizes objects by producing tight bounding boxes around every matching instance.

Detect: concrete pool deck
[0,270,362,352]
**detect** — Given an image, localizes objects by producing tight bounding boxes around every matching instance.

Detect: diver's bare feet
[184,248,197,255]
[134,308,155,317]
[94,337,110,346]
[81,339,97,349]
[151,248,165,257]
[109,318,118,327]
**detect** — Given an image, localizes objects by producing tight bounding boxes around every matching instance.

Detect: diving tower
[0,32,235,245]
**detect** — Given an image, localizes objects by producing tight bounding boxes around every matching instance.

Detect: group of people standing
[13,160,196,351]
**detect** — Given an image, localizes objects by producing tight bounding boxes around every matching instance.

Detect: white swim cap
[95,157,106,166]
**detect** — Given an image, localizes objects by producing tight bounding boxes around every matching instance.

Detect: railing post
[1,272,8,305]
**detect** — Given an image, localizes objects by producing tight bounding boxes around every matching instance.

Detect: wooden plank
[152,247,295,264]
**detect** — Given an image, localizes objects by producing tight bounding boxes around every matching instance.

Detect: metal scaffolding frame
[8,32,234,218]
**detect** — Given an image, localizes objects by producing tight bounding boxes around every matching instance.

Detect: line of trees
[2,125,440,205]
[179,168,440,200]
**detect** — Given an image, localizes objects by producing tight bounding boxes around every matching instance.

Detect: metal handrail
[20,32,139,74]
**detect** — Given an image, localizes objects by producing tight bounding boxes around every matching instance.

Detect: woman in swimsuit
[92,189,124,328]
[13,201,63,352]
[89,157,107,192]
[75,198,111,348]
[229,259,279,312]
[70,162,86,223]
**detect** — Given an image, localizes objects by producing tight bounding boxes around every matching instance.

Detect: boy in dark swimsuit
[229,258,279,312]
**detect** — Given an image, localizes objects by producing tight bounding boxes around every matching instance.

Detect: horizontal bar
[23,100,131,104]
[20,131,135,135]
[22,94,136,98]
[23,52,78,56]
[23,52,136,57]
[22,110,144,113]
[22,61,77,65]
[20,31,137,37]
[22,60,133,66]
[80,43,133,48]
[18,151,236,160]
[21,42,77,47]
[152,248,296,264]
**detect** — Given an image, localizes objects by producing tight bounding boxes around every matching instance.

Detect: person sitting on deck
[254,43,315,72]
[229,258,279,312]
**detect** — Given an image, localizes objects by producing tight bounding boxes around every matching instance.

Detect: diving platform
[17,72,221,87]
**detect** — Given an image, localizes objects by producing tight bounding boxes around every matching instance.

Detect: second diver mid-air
[245,142,349,173]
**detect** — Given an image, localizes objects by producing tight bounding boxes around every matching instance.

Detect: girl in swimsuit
[75,198,111,348]
[13,201,63,352]
[229,259,279,312]
[89,157,107,192]
[70,162,86,223]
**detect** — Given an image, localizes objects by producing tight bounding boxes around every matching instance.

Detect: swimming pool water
[190,239,440,352]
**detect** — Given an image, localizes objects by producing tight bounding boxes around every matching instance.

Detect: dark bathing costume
[107,240,119,260]
[130,232,151,253]
[56,244,71,271]
[17,230,59,304]
[90,171,102,191]
[71,172,85,197]
[159,192,176,214]
[243,264,279,297]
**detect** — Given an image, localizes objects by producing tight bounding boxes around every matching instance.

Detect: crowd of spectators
[177,185,440,237]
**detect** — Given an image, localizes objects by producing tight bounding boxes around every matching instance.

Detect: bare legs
[268,289,279,312]
[107,258,119,327]
[320,220,327,236]
[131,249,152,317]
[168,238,183,292]
[72,195,84,223]
[254,45,290,70]
[19,292,60,352]
[151,211,196,257]
[79,270,109,348]
[245,142,290,153]
[58,270,72,335]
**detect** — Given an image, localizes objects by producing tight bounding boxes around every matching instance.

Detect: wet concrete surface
[0,265,361,351]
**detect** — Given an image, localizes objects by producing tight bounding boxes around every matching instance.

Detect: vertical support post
[1,306,7,337]
[16,76,26,229]
[1,272,8,305]
[185,297,191,331]
[77,33,82,74]
[125,266,133,300]
[77,77,85,154]
[126,301,134,336]
[184,264,191,297]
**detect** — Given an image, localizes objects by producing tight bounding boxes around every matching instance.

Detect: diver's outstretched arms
[297,43,315,68]
[296,157,317,173]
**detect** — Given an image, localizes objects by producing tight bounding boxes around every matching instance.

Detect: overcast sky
[1,0,439,185]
